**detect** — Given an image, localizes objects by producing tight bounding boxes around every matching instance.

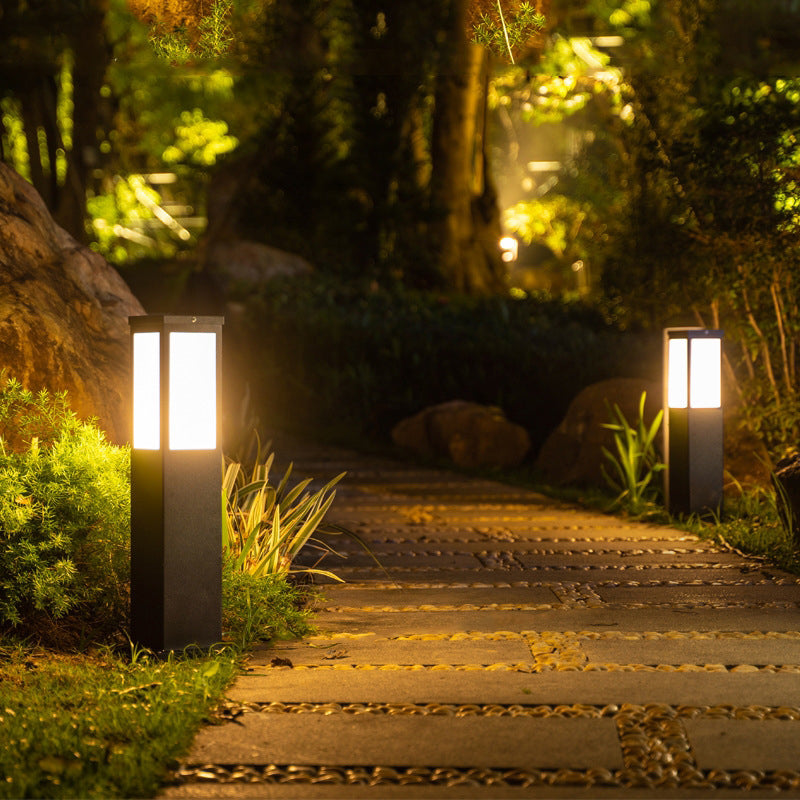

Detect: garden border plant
[600,391,665,516]
[0,374,343,798]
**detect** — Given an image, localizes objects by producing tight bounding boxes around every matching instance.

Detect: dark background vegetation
[3,0,800,460]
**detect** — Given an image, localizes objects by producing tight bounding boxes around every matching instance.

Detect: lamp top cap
[129,314,224,330]
[664,327,722,339]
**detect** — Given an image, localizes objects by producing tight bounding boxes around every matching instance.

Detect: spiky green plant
[601,391,665,515]
[222,440,345,582]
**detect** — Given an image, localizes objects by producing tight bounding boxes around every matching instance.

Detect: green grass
[0,645,238,799]
[0,573,313,799]
[681,490,800,575]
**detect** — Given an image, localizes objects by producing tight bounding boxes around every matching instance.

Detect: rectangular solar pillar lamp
[663,327,723,516]
[130,314,224,652]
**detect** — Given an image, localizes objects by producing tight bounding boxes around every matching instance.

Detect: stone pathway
[162,439,800,798]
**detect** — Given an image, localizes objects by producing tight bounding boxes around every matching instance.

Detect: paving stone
[581,636,800,666]
[228,668,800,707]
[325,552,484,570]
[598,583,800,606]
[184,714,624,769]
[308,607,800,637]
[312,586,559,610]
[251,635,534,667]
[685,719,800,770]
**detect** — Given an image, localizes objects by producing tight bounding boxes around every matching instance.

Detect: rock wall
[0,164,144,443]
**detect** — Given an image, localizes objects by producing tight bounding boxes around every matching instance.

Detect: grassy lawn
[0,644,239,799]
[0,573,313,799]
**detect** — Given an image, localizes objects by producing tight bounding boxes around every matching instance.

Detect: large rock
[535,378,661,487]
[773,453,800,547]
[391,400,531,469]
[0,164,144,443]
[204,239,313,294]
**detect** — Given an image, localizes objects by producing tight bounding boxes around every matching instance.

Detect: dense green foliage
[497,0,800,455]
[0,377,130,638]
[243,278,660,451]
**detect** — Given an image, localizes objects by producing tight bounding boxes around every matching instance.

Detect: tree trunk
[57,3,110,242]
[4,1,109,242]
[430,0,504,294]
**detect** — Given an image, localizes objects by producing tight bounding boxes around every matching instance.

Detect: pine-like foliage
[0,374,130,640]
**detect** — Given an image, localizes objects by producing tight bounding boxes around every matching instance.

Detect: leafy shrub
[0,376,130,638]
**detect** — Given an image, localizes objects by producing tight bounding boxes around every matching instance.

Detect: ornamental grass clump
[222,439,345,583]
[0,374,130,642]
[220,438,348,647]
[601,391,665,516]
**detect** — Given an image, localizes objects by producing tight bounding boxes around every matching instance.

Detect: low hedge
[241,278,661,456]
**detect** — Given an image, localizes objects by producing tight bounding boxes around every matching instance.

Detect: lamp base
[665,407,724,516]
[131,449,222,652]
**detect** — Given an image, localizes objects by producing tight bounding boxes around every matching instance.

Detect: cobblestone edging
[173,764,800,791]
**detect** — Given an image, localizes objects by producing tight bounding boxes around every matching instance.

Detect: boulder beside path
[391,400,530,469]
[0,164,144,443]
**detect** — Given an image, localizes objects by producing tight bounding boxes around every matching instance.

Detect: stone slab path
[162,439,800,798]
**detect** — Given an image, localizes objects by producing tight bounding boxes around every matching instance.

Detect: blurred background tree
[4,0,800,454]
[0,0,110,241]
[1,0,547,288]
[494,0,800,453]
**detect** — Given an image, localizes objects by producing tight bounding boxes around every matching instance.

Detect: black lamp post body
[664,405,724,516]
[129,315,223,653]
[663,328,724,517]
